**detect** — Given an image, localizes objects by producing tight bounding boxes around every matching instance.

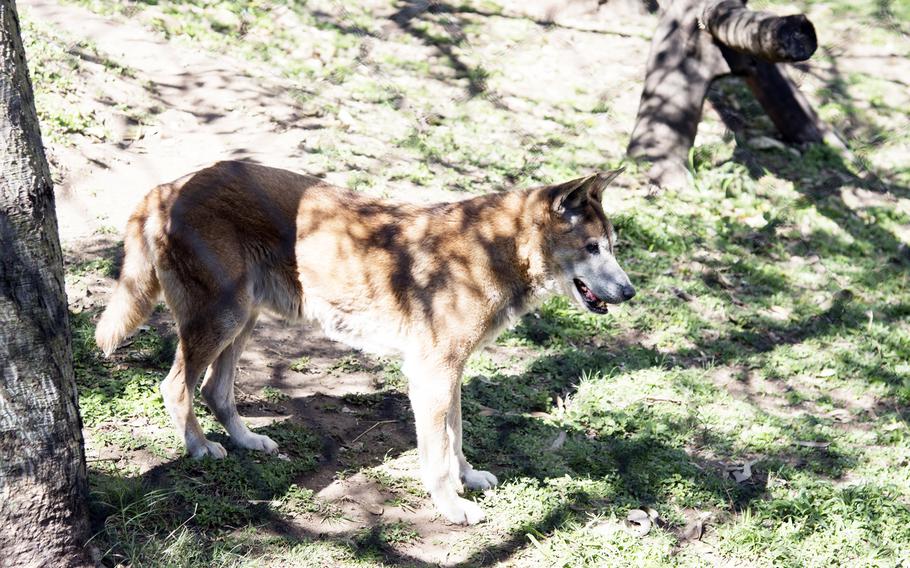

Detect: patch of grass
[88,423,321,564]
[347,171,376,191]
[354,520,420,549]
[362,467,424,509]
[70,312,172,428]
[340,392,384,407]
[288,356,311,373]
[501,296,621,347]
[590,99,611,114]
[20,14,119,144]
[276,484,343,520]
[89,476,180,563]
[328,354,368,375]
[373,359,407,392]
[718,476,910,567]
[67,257,116,278]
[261,386,289,403]
[72,311,327,561]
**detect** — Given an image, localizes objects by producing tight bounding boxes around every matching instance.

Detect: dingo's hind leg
[161,300,250,459]
[201,313,278,454]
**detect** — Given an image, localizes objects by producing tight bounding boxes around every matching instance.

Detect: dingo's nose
[621,284,636,301]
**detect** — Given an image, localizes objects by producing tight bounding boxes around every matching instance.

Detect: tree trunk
[627,0,826,188]
[626,0,733,188]
[0,2,92,567]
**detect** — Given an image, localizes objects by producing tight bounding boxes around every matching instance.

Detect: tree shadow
[389,0,502,104]
[85,345,771,567]
[77,203,892,567]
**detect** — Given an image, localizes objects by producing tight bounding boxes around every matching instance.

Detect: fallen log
[627,0,826,188]
[702,0,816,63]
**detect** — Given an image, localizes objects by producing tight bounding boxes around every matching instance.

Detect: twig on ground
[348,420,398,445]
[640,396,683,405]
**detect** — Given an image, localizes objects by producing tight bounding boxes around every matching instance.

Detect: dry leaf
[795,440,830,449]
[680,518,704,542]
[672,287,693,302]
[528,411,553,419]
[826,409,851,422]
[817,369,837,378]
[625,509,652,537]
[764,305,791,321]
[728,294,746,307]
[748,136,787,151]
[342,496,383,515]
[678,509,710,543]
[548,431,567,451]
[478,406,499,417]
[732,469,750,483]
[589,519,622,538]
[727,460,754,483]
[704,269,734,289]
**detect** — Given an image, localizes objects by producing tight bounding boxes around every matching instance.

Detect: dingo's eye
[585,242,600,255]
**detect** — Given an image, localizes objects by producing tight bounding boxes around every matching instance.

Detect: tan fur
[96,161,633,524]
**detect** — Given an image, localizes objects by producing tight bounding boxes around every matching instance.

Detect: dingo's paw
[190,439,227,459]
[436,496,486,525]
[464,469,498,491]
[236,432,279,454]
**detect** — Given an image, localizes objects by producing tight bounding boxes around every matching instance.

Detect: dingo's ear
[551,167,624,215]
[587,167,624,205]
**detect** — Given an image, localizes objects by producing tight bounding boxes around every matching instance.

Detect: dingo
[96,161,635,524]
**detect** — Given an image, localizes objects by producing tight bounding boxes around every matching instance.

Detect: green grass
[20,17,96,144]
[354,521,420,548]
[37,0,910,565]
[277,484,343,520]
[262,386,290,403]
[20,15,142,144]
[68,302,327,563]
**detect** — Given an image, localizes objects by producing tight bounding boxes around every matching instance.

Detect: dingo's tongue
[576,279,600,302]
[574,279,609,313]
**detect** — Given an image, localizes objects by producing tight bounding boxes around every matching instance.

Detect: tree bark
[0,2,92,567]
[734,58,824,144]
[627,0,732,188]
[702,0,817,63]
[627,0,826,188]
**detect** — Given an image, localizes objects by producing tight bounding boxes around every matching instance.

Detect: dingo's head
[546,169,635,314]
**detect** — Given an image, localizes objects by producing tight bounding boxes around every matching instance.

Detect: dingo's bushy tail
[95,215,160,356]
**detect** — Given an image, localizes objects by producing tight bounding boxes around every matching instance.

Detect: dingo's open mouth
[574,278,609,314]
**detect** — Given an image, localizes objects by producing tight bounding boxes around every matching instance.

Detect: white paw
[463,469,498,491]
[235,432,279,454]
[436,496,486,525]
[189,439,227,459]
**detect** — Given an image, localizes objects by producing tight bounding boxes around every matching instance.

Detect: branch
[702,0,817,63]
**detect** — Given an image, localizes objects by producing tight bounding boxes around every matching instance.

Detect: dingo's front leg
[447,383,498,491]
[406,358,485,525]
